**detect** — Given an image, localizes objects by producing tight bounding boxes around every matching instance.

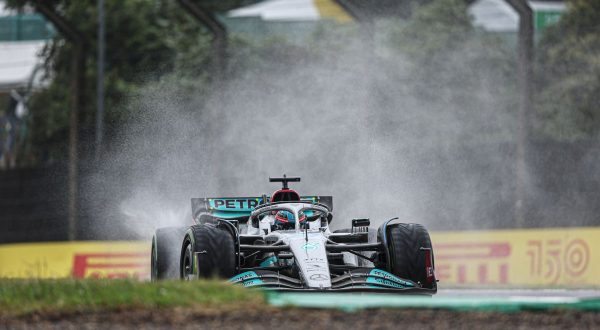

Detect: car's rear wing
[191,196,333,220]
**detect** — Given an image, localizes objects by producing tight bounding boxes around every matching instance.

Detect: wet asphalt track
[436,288,600,299]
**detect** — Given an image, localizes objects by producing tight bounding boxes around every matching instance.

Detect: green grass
[0,279,265,316]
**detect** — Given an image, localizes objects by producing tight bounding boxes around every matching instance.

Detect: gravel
[2,307,599,330]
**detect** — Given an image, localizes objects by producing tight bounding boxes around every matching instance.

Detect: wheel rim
[182,242,195,280]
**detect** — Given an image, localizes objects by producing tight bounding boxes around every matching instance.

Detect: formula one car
[151,176,437,294]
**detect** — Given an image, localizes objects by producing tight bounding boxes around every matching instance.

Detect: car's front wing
[229,268,437,294]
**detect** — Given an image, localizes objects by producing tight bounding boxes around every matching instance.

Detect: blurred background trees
[7,0,598,163]
[536,0,600,140]
[5,0,319,163]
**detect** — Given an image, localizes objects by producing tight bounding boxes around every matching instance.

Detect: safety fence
[0,227,598,287]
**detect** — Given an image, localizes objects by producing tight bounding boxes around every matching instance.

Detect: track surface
[2,307,598,330]
[437,288,600,299]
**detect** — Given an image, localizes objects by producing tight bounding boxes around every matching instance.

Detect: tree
[6,0,194,161]
[390,0,472,61]
[6,0,280,163]
[536,0,600,140]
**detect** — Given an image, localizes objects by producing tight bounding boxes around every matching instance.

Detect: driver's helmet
[274,210,306,230]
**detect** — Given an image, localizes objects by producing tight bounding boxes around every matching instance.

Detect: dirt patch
[1,307,598,330]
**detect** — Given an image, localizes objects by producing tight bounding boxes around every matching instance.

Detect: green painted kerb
[266,293,600,313]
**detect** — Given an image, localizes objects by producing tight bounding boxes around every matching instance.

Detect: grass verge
[0,279,265,316]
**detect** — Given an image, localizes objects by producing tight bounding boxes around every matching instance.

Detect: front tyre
[379,223,436,289]
[180,224,236,280]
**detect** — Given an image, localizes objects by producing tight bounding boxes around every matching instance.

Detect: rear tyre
[180,224,236,280]
[151,227,187,281]
[379,223,436,289]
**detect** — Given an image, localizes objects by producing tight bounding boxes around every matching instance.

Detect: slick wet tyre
[380,223,436,289]
[180,224,236,280]
[151,227,187,281]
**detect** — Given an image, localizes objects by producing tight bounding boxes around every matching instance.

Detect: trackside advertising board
[0,241,149,279]
[430,227,600,287]
[0,227,598,287]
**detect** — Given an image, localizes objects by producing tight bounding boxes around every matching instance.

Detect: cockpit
[250,203,329,234]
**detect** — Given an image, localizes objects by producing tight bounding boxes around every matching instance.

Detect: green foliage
[391,0,472,61]
[536,0,600,140]
[26,79,70,160]
[6,0,207,161]
[0,279,264,316]
[6,0,283,162]
[6,0,522,162]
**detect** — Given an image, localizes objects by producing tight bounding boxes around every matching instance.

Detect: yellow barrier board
[431,227,600,286]
[0,227,598,286]
[0,241,150,279]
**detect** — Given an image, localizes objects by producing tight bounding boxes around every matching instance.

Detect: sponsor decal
[432,227,600,286]
[208,198,261,211]
[206,196,320,211]
[229,271,259,283]
[366,277,406,289]
[0,241,149,279]
[306,263,326,271]
[434,241,510,285]
[301,242,319,251]
[526,238,590,284]
[368,269,414,287]
[73,252,148,279]
[241,279,264,287]
[303,257,325,262]
[309,274,329,281]
[424,248,434,284]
